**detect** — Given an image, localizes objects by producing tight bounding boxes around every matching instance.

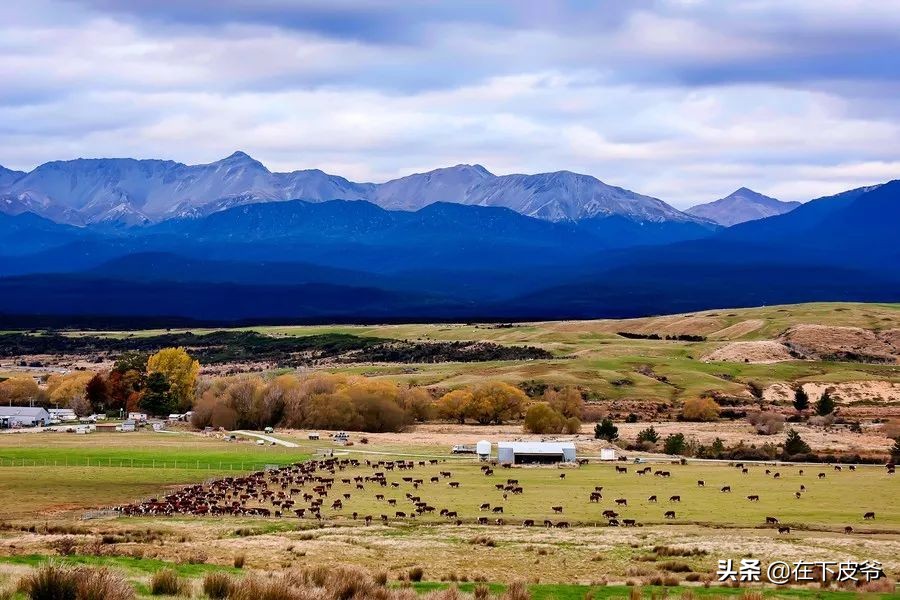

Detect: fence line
[0,457,292,471]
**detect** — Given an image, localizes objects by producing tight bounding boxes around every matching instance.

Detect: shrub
[564,416,581,434]
[149,569,185,596]
[54,537,78,557]
[746,411,785,435]
[202,573,232,599]
[681,398,720,422]
[408,567,425,582]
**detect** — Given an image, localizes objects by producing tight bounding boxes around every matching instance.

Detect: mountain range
[0,151,720,229]
[0,151,895,324]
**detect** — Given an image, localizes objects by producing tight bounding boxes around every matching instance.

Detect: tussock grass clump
[408,567,425,583]
[20,564,135,600]
[233,553,246,569]
[21,563,77,599]
[203,573,233,599]
[469,535,496,547]
[658,561,692,573]
[149,569,186,596]
[500,581,530,600]
[652,546,707,558]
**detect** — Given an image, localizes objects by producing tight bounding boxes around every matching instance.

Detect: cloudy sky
[2,0,899,208]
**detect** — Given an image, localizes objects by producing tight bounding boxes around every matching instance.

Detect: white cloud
[0,0,898,209]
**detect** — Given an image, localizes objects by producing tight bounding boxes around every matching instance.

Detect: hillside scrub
[0,331,551,368]
[680,398,720,422]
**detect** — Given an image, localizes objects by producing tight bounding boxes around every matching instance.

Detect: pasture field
[1,432,899,597]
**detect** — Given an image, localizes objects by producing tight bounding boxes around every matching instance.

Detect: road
[231,430,299,448]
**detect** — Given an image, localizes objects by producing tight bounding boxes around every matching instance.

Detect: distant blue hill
[0,181,897,324]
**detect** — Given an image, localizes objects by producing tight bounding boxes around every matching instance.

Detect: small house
[497,441,576,465]
[119,420,136,432]
[128,412,148,423]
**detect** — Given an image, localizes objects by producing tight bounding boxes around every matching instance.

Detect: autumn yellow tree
[436,389,473,424]
[468,382,528,425]
[545,386,585,419]
[47,371,96,416]
[523,402,565,434]
[681,397,720,422]
[147,347,200,412]
[0,376,39,405]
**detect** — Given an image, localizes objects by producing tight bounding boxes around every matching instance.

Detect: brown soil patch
[780,324,898,363]
[703,341,795,363]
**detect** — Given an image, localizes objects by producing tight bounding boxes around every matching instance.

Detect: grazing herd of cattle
[112,457,892,533]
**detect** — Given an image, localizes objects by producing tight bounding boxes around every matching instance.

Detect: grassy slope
[51,302,899,400]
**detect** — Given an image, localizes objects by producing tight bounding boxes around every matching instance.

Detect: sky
[2,0,899,208]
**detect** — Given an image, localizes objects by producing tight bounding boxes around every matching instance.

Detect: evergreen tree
[663,432,687,456]
[784,428,811,456]
[637,426,660,444]
[139,372,174,416]
[594,418,618,441]
[815,390,835,416]
[793,386,809,413]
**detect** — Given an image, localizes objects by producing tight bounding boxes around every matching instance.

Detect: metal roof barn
[497,441,576,465]
[0,406,50,428]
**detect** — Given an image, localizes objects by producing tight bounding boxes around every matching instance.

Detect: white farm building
[0,406,51,428]
[497,441,576,465]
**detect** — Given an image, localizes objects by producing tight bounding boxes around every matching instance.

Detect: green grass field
[46,302,900,401]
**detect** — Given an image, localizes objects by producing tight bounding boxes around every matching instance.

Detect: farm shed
[476,440,491,459]
[0,406,50,428]
[48,408,77,422]
[600,447,617,461]
[497,441,576,465]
